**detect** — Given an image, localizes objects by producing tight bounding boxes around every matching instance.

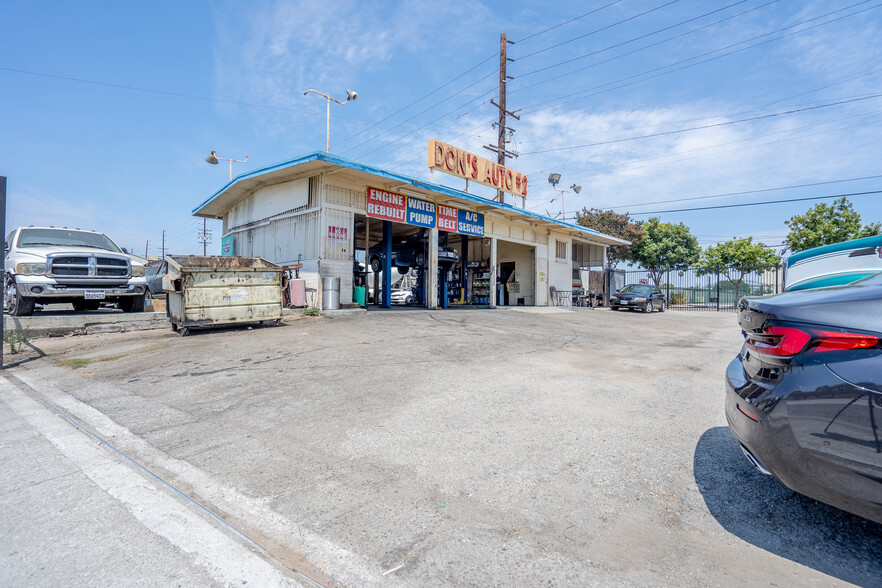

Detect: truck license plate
[84,290,105,300]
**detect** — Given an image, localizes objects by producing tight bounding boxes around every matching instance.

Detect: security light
[204,151,219,165]
[548,173,561,186]
[572,185,582,194]
[346,89,358,101]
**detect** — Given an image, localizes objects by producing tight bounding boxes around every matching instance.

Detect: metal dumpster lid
[167,256,282,271]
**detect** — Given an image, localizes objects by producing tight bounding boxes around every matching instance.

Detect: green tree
[575,208,643,268]
[698,236,780,301]
[629,217,700,285]
[785,197,881,252]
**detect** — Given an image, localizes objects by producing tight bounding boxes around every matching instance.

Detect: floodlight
[204,151,219,165]
[548,173,561,186]
[572,185,582,194]
[346,89,358,101]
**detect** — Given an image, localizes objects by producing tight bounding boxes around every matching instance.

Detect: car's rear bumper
[725,354,882,524]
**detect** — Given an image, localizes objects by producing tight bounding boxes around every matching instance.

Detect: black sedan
[725,274,882,525]
[609,284,666,312]
[368,233,458,274]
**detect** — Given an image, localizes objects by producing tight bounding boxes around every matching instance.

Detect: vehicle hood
[742,281,882,332]
[9,246,132,260]
[612,291,648,299]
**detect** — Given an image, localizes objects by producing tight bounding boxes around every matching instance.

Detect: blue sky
[2,0,880,257]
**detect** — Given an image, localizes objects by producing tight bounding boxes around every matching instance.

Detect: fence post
[665,270,670,306]
[775,263,779,294]
[716,267,721,312]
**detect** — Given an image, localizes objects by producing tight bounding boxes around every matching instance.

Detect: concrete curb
[3,312,171,337]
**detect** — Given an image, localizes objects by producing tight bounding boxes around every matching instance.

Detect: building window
[555,239,567,260]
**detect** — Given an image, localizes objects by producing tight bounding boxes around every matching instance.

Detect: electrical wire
[515,0,681,61]
[515,0,762,81]
[514,0,624,44]
[358,1,875,162]
[522,92,882,155]
[517,1,881,116]
[0,66,364,122]
[341,72,498,157]
[523,104,882,179]
[335,54,498,148]
[619,175,882,208]
[628,190,882,215]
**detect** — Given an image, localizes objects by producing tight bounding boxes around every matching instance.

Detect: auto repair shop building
[192,150,627,310]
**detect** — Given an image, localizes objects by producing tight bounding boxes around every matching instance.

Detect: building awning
[193,151,630,247]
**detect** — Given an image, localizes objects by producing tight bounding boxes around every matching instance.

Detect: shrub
[670,292,687,305]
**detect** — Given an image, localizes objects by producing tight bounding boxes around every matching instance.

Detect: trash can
[322,276,341,310]
[163,256,283,335]
[353,285,365,307]
[289,278,307,307]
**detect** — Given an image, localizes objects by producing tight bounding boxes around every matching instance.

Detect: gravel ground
[6,307,882,586]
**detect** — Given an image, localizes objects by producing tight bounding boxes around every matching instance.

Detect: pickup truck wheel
[5,278,35,317]
[119,294,145,313]
[369,256,382,273]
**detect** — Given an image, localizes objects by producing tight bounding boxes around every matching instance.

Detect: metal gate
[621,265,782,311]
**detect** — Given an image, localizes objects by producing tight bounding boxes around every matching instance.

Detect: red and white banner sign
[436,204,458,232]
[366,187,406,222]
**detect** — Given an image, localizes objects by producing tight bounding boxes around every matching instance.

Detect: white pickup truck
[4,226,148,316]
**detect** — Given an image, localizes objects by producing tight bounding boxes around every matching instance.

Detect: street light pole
[547,173,582,222]
[204,151,248,181]
[303,89,358,153]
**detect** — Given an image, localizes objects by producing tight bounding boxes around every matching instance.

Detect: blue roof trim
[786,234,882,265]
[193,151,610,239]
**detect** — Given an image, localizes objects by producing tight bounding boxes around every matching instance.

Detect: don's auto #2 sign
[367,187,484,236]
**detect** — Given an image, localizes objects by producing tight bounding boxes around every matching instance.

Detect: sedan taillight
[745,325,879,358]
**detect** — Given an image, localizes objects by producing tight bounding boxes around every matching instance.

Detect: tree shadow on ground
[694,427,882,586]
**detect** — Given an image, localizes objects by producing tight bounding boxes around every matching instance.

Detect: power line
[342,72,497,157]
[522,92,882,155]
[517,0,881,116]
[619,175,882,208]
[628,190,882,215]
[0,66,366,122]
[523,104,882,179]
[581,109,882,176]
[515,0,681,61]
[514,0,624,44]
[516,67,882,151]
[336,53,498,148]
[515,0,761,81]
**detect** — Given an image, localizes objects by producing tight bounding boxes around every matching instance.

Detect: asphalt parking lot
[3,307,881,586]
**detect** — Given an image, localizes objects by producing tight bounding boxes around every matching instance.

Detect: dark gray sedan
[726,274,882,524]
[609,284,666,312]
[144,260,167,297]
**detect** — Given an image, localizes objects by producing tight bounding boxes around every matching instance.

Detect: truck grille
[47,254,130,279]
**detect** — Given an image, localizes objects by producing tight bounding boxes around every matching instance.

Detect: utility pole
[484,33,519,203]
[145,240,149,259]
[161,230,166,260]
[197,222,212,255]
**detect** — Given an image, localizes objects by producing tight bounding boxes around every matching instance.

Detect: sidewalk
[0,375,307,587]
